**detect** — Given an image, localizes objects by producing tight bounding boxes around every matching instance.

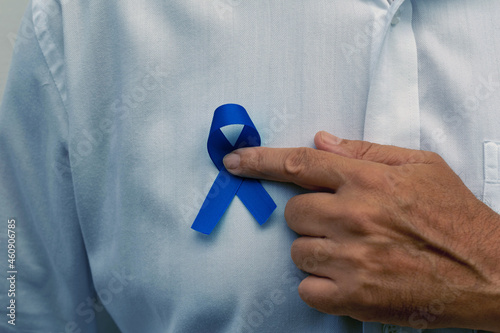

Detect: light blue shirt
[1,0,499,332]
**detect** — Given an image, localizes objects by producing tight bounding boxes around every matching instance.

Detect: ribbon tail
[237,179,277,225]
[191,170,243,235]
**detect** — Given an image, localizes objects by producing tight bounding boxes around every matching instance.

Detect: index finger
[223,147,348,190]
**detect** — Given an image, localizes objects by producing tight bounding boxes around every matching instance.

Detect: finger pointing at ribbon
[223,146,353,191]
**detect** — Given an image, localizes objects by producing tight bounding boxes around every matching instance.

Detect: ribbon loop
[191,104,277,235]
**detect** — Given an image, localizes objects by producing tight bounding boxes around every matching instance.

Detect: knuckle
[291,238,330,273]
[311,241,330,262]
[284,196,301,225]
[251,148,268,173]
[342,280,378,317]
[285,194,311,221]
[237,147,259,171]
[290,239,305,266]
[355,142,379,160]
[426,150,444,163]
[406,149,428,164]
[417,149,444,164]
[283,147,312,177]
[344,205,379,236]
[285,194,302,211]
[354,164,388,189]
[384,166,417,203]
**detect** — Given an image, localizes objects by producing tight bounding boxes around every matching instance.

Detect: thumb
[314,131,438,166]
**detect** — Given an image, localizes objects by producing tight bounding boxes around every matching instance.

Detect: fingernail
[321,131,342,145]
[223,153,240,170]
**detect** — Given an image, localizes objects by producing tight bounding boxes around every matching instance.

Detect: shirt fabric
[1,0,499,332]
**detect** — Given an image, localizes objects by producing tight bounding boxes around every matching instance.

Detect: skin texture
[223,131,500,331]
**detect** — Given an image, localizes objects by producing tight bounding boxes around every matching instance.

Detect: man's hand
[223,131,500,331]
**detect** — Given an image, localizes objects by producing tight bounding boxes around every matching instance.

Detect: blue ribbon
[191,104,277,235]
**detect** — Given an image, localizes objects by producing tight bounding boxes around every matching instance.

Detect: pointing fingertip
[223,152,241,171]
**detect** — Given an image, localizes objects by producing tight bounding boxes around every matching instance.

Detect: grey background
[0,0,30,101]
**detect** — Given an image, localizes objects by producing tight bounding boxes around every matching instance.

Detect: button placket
[363,0,420,149]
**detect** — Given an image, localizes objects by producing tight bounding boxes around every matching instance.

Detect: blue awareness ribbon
[191,104,277,235]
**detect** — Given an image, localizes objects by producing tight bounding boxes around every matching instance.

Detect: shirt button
[383,324,400,333]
